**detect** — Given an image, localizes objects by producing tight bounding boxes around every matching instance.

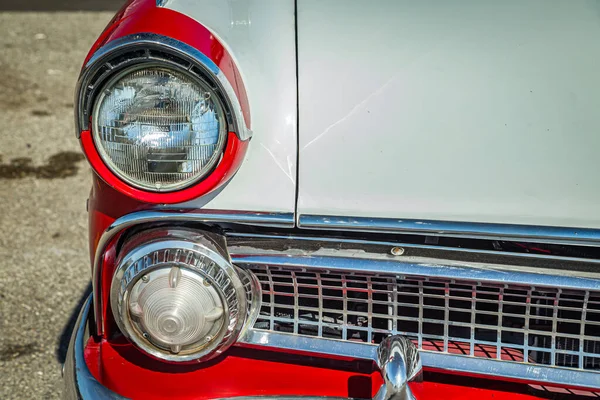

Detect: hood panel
[297,0,600,228]
[166,0,297,213]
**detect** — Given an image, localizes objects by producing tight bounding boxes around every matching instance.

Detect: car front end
[64,0,600,398]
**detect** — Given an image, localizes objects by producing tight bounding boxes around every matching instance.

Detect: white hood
[296,0,600,229]
[165,0,600,230]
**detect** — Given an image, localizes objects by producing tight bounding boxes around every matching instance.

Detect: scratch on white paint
[260,143,295,183]
[302,74,398,150]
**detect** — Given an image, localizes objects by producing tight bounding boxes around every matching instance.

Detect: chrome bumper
[63,295,421,400]
[63,295,126,400]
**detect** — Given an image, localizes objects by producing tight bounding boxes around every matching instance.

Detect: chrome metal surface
[230,253,600,292]
[63,296,127,400]
[92,210,294,336]
[75,33,251,141]
[110,229,250,362]
[232,253,600,389]
[240,330,600,390]
[226,232,600,270]
[238,267,262,339]
[299,214,600,247]
[242,328,377,359]
[374,336,422,400]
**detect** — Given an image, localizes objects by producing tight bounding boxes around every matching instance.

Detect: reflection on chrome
[374,336,422,400]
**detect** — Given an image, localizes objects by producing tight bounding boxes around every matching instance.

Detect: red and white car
[63,0,600,398]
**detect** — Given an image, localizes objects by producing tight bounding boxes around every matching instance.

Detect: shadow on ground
[0,0,125,11]
[56,283,92,364]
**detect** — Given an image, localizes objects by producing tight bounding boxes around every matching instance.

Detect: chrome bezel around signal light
[110,228,253,363]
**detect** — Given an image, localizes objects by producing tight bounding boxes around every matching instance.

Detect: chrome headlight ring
[76,33,251,141]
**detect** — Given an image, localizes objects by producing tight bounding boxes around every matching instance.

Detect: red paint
[83,339,545,400]
[84,337,103,383]
[99,236,120,335]
[87,340,379,399]
[89,173,147,218]
[408,380,543,400]
[81,130,247,204]
[88,209,115,264]
[87,173,149,264]
[87,174,144,334]
[78,0,251,205]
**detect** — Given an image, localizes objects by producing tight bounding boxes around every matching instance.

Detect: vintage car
[63,0,600,398]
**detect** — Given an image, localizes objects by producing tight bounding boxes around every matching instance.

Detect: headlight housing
[76,33,251,204]
[92,66,227,192]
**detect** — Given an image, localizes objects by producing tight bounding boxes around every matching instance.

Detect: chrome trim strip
[299,214,600,247]
[241,329,376,359]
[92,210,294,335]
[230,253,600,292]
[84,33,218,75]
[75,33,252,141]
[227,232,600,267]
[63,296,127,400]
[240,330,600,391]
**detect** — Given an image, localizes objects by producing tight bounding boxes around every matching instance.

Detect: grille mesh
[248,265,600,371]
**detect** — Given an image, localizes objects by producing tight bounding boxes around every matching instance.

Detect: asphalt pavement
[0,3,121,399]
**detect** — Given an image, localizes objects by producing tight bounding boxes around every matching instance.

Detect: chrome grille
[248,265,600,372]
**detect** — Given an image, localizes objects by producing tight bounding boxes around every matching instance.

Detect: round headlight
[110,229,253,363]
[92,66,227,192]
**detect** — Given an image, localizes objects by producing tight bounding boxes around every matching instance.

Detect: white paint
[165,0,297,213]
[297,0,600,229]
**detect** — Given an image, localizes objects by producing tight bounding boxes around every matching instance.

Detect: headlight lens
[92,66,227,192]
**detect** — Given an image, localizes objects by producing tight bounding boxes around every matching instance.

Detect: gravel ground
[0,7,118,400]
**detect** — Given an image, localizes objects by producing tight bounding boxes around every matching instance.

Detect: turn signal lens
[92,67,227,192]
[128,266,225,355]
